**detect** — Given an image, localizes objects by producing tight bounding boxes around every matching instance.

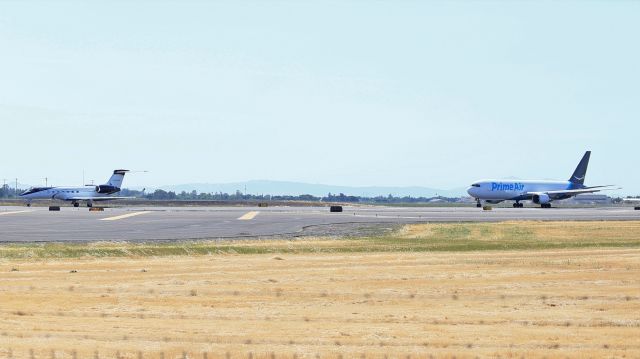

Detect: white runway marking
[238,211,260,220]
[0,210,33,216]
[100,211,150,221]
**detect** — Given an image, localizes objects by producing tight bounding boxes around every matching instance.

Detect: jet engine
[95,185,120,194]
[532,193,551,204]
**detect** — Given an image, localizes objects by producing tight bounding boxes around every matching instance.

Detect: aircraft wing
[65,196,136,201]
[527,186,619,197]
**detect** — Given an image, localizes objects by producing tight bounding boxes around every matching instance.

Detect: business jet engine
[95,185,120,194]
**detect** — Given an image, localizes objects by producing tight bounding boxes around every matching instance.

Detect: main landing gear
[513,202,524,208]
[72,202,80,208]
[541,203,552,209]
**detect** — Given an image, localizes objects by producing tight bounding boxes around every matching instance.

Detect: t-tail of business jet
[20,169,133,207]
[467,151,617,208]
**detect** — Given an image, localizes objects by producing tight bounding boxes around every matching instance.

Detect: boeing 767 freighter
[20,169,132,207]
[467,151,615,208]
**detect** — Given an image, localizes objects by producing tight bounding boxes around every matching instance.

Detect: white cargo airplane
[467,151,616,208]
[20,169,132,207]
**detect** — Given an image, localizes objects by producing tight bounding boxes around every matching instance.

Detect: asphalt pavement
[0,205,638,242]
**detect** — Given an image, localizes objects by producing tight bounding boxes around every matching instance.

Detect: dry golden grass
[401,220,640,240]
[1,247,639,358]
[2,221,640,259]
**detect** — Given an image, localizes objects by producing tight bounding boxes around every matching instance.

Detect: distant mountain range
[140,180,467,198]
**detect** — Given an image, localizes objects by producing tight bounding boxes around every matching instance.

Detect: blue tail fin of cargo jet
[569,151,590,185]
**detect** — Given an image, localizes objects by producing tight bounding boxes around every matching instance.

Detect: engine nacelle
[95,185,120,194]
[532,193,551,204]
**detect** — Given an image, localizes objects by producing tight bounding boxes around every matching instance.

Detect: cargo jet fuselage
[467,151,614,208]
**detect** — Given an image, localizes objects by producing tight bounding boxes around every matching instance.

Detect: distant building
[566,194,612,205]
[428,198,446,203]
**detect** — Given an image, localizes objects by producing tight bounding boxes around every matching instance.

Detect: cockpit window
[471,183,481,187]
[21,187,53,195]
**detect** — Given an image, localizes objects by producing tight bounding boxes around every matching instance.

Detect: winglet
[569,151,590,185]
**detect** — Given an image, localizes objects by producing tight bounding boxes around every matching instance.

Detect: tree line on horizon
[1,185,453,202]
[0,184,22,198]
[119,188,461,203]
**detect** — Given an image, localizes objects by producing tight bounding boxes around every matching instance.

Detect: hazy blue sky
[1,1,638,194]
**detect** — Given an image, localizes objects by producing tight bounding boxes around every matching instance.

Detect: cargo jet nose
[467,183,481,197]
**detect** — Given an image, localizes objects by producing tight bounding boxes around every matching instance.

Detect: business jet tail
[104,169,129,188]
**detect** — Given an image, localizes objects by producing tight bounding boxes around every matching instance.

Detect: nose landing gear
[476,199,482,208]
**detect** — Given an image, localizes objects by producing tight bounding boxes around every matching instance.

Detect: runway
[0,205,638,242]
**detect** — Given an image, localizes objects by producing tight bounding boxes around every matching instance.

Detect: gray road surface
[0,205,638,242]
